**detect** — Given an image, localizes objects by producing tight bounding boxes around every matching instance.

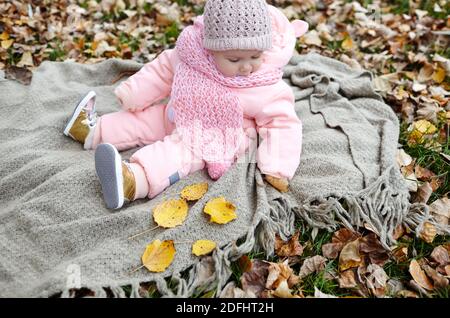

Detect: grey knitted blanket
[0,52,438,298]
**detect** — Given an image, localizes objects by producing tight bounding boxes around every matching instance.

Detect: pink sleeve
[114,49,179,112]
[255,86,302,180]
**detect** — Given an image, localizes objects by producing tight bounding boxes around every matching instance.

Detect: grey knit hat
[203,0,272,51]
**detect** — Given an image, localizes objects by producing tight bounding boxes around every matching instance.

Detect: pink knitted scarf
[168,18,283,179]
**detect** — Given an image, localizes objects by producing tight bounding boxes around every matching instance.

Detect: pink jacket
[114,6,308,180]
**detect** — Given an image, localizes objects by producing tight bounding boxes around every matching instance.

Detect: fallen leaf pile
[226,225,449,298]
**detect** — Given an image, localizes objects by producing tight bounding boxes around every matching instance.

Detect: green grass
[434,286,450,298]
[384,260,410,281]
[391,0,411,14]
[119,32,141,52]
[44,40,66,62]
[408,235,450,259]
[295,219,334,257]
[165,22,181,41]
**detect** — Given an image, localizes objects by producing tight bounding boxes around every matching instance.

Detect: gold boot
[122,162,136,202]
[64,91,97,147]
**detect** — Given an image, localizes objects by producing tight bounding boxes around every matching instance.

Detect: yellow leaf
[432,67,446,84]
[141,240,176,272]
[204,197,237,224]
[153,199,188,228]
[341,37,354,50]
[180,182,208,201]
[1,39,13,49]
[409,259,434,290]
[407,129,424,145]
[413,120,437,135]
[0,32,9,40]
[192,240,217,256]
[339,239,362,271]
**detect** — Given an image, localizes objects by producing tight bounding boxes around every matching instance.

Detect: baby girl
[63,0,308,209]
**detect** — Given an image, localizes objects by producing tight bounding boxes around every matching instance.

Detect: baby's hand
[264,175,289,193]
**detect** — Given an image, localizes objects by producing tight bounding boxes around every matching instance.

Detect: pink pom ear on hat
[291,20,309,37]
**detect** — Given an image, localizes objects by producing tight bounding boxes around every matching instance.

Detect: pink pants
[91,104,255,199]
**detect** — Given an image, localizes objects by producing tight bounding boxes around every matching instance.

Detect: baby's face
[209,50,264,77]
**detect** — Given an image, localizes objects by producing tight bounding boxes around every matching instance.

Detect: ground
[1,0,449,298]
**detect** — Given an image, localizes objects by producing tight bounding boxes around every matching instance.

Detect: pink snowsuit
[91,5,308,199]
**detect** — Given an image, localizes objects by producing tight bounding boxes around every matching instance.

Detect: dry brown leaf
[302,30,322,46]
[17,51,34,67]
[414,165,436,180]
[409,259,434,291]
[364,264,389,298]
[333,228,361,244]
[430,246,449,266]
[397,290,419,298]
[429,177,442,192]
[274,231,303,257]
[338,269,358,289]
[266,260,297,290]
[392,246,409,263]
[240,260,269,297]
[152,198,188,228]
[414,182,433,204]
[423,265,449,289]
[429,197,450,231]
[314,287,337,298]
[402,163,419,192]
[141,240,176,273]
[270,280,302,298]
[445,265,450,277]
[396,149,413,167]
[203,197,237,224]
[443,244,450,254]
[220,282,256,298]
[419,221,437,243]
[323,228,361,259]
[180,182,208,201]
[412,82,427,92]
[194,256,216,284]
[359,233,390,266]
[418,63,434,82]
[299,255,327,279]
[322,242,344,259]
[393,224,406,240]
[237,255,252,273]
[265,175,289,192]
[5,65,33,85]
[339,239,362,272]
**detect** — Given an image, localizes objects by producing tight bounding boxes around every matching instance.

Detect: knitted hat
[202,0,272,51]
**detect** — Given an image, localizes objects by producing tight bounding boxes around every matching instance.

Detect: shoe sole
[63,90,97,137]
[95,143,124,210]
